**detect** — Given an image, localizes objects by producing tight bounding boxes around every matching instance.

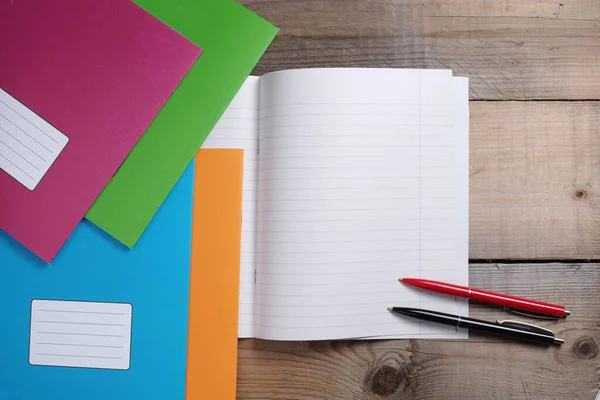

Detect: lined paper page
[451,76,470,317]
[0,89,69,190]
[29,300,132,370]
[364,76,470,340]
[201,77,259,338]
[255,69,468,340]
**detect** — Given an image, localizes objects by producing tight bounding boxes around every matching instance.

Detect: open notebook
[202,69,469,341]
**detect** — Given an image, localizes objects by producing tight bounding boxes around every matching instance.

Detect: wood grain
[240,0,600,100]
[237,263,600,400]
[469,101,600,260]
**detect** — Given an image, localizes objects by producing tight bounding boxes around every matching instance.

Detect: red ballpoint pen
[400,278,570,318]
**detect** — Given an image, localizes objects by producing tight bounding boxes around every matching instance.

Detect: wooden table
[236,1,600,398]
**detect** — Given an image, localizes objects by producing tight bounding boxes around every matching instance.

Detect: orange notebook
[187,149,244,400]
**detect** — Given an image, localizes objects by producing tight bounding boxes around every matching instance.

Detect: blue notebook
[0,163,194,400]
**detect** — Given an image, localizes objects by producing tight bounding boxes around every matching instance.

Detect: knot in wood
[572,336,598,359]
[371,365,403,396]
[574,189,587,199]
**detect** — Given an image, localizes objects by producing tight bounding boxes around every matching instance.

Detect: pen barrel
[403,278,471,297]
[458,318,557,345]
[469,289,566,317]
[391,308,561,345]
[402,279,567,317]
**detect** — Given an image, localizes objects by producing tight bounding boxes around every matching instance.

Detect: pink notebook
[0,0,201,262]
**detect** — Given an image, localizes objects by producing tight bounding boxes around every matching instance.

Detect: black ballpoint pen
[387,307,564,345]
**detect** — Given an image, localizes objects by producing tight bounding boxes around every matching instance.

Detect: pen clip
[496,320,555,336]
[503,307,560,320]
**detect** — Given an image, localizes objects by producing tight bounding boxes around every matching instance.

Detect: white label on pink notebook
[0,89,69,190]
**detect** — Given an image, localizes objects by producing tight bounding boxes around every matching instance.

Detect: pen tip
[564,309,571,316]
[387,306,393,311]
[554,337,565,345]
[398,278,403,282]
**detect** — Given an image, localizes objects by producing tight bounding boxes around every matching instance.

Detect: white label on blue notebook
[0,89,69,190]
[29,300,132,370]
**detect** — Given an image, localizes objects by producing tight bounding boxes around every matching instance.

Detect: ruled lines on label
[29,300,132,370]
[0,89,69,190]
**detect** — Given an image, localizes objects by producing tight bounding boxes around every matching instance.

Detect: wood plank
[241,0,600,100]
[237,263,600,399]
[469,101,600,259]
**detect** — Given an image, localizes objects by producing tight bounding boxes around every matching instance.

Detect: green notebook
[86,0,278,247]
